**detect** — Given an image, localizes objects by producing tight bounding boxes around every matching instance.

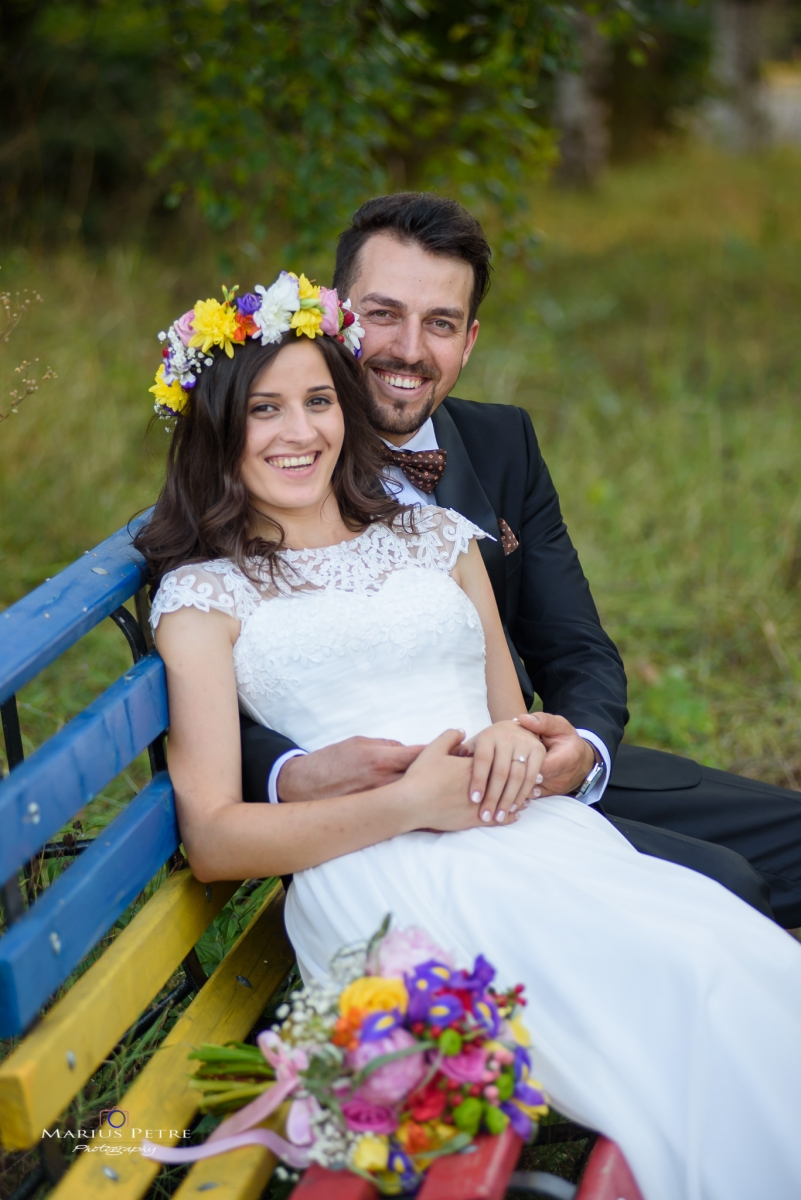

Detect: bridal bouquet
[159,922,547,1195]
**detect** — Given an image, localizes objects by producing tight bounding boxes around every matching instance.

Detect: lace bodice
[150,506,494,749]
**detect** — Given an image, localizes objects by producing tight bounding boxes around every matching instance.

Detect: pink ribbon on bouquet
[141,1032,317,1169]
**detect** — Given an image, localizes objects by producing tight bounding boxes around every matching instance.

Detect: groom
[242,192,801,928]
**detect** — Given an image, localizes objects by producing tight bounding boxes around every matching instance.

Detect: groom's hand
[514,713,595,797]
[277,736,425,802]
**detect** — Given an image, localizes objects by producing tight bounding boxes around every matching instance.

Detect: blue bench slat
[0,653,168,886]
[0,772,178,1037]
[0,513,151,706]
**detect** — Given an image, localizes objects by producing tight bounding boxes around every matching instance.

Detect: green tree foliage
[1,0,579,252]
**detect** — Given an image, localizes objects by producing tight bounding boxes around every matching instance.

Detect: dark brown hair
[134,332,406,589]
[334,193,492,325]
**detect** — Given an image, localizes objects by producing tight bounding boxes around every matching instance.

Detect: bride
[137,275,801,1200]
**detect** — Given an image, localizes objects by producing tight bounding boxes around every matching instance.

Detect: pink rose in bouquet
[371,926,455,979]
[341,1099,399,1135]
[348,1027,427,1105]
[439,1043,491,1085]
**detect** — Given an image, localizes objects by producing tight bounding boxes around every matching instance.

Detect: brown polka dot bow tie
[381,445,448,495]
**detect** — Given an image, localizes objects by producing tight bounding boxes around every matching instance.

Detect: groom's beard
[362,355,443,438]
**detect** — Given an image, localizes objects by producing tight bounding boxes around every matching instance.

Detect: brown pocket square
[498,518,520,556]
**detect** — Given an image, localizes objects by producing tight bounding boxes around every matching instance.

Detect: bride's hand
[457,720,546,825]
[400,729,485,833]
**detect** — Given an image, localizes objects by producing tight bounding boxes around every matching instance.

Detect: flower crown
[149,273,365,420]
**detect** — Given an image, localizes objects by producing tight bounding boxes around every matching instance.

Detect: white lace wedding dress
[152,506,801,1200]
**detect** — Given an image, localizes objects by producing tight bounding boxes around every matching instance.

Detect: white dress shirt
[268,416,611,806]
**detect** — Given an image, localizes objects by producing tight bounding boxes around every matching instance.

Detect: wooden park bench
[0,519,643,1200]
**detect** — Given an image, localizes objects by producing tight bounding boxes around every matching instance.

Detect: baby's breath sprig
[0,268,57,424]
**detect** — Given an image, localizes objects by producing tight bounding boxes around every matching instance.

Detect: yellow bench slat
[173,1144,276,1199]
[0,873,238,1150]
[51,882,294,1200]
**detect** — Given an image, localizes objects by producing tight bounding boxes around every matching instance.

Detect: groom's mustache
[363,355,440,384]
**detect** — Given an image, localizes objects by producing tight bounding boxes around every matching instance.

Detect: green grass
[2,141,801,1193]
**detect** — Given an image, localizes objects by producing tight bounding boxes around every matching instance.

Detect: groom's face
[347,233,480,444]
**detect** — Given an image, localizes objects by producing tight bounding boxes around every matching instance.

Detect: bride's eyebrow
[249,384,336,399]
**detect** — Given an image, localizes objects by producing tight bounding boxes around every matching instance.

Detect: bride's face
[240,339,345,518]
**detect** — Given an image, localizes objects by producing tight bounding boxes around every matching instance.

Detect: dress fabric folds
[151,506,801,1200]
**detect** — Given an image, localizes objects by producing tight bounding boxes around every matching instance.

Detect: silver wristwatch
[573,747,605,800]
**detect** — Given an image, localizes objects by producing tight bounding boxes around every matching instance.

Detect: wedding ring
[515,755,527,764]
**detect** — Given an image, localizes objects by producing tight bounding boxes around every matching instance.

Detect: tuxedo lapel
[432,404,507,616]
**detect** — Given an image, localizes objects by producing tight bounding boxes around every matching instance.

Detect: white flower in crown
[339,298,365,358]
[252,271,301,345]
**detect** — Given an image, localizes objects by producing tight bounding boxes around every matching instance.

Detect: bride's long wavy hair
[134,332,407,589]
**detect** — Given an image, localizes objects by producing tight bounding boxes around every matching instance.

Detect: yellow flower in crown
[289,273,324,339]
[189,296,239,358]
[149,364,189,415]
[339,976,408,1016]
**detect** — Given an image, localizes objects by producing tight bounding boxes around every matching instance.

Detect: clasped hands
[277,712,596,827]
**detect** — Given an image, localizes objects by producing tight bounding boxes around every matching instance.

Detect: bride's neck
[250,492,360,551]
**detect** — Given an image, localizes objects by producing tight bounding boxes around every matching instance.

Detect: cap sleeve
[401,505,494,573]
[149,560,262,631]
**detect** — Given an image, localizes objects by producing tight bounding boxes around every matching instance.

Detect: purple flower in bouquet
[341,1099,398,1135]
[513,1044,532,1080]
[451,954,496,993]
[439,1044,488,1085]
[473,994,501,1036]
[348,1027,427,1106]
[406,960,454,1022]
[515,1081,547,1109]
[236,292,262,315]
[361,1008,403,1042]
[370,927,454,979]
[501,1100,533,1140]
[426,992,465,1029]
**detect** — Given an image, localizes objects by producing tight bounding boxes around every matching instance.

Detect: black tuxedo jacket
[240,396,629,802]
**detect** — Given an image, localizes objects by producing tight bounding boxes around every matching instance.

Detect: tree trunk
[708,0,771,149]
[553,16,611,187]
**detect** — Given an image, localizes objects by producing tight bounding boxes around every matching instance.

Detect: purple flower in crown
[425,992,464,1029]
[473,994,500,1037]
[360,1008,403,1043]
[236,292,262,315]
[451,954,496,993]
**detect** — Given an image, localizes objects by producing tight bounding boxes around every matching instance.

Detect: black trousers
[601,744,801,928]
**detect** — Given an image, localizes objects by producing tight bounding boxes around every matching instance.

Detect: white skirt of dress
[284,794,801,1200]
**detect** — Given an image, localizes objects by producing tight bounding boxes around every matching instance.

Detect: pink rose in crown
[318,287,341,337]
[371,926,455,979]
[347,1028,426,1105]
[174,309,196,347]
[341,1099,399,1135]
